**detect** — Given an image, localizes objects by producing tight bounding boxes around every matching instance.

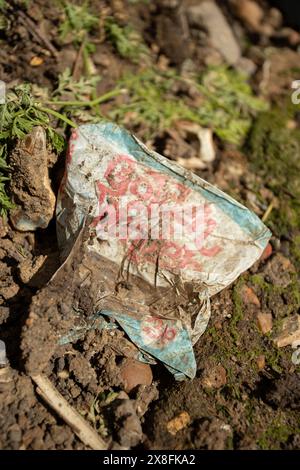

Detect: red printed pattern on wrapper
[58,130,80,197]
[141,316,178,349]
[93,154,222,272]
[66,129,79,166]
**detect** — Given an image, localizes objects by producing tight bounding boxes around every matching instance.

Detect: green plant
[257,415,299,450]
[111,66,267,144]
[53,67,100,102]
[230,279,245,343]
[104,17,149,63]
[49,67,124,121]
[0,0,8,30]
[196,67,268,145]
[0,84,67,214]
[58,0,98,45]
[248,107,300,268]
[248,108,300,199]
[0,74,127,215]
[111,68,199,136]
[87,391,118,436]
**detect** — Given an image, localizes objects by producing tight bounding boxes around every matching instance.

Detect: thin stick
[262,200,275,223]
[31,374,108,450]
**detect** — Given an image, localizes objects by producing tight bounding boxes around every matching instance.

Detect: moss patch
[247,107,300,268]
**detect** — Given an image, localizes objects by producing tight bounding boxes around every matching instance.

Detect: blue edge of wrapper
[59,123,272,380]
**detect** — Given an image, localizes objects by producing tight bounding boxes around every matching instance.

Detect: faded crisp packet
[56,123,271,379]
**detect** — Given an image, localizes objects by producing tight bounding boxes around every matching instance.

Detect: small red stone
[241,285,260,307]
[120,358,153,393]
[260,243,273,262]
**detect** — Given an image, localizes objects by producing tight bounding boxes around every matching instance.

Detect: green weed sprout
[104,17,149,64]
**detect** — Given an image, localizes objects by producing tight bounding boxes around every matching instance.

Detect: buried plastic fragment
[100,310,197,380]
[56,123,271,379]
[0,340,7,366]
[58,312,117,345]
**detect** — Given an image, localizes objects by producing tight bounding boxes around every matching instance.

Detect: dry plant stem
[31,374,108,450]
[262,200,275,222]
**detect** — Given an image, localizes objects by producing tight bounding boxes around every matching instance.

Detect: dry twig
[31,374,108,450]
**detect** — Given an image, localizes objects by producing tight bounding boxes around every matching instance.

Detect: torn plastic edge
[100,309,196,380]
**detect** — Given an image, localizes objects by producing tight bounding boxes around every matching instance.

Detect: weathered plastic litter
[56,123,271,379]
[58,312,117,346]
[0,340,7,366]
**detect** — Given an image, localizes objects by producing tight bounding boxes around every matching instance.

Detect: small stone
[70,384,81,399]
[241,285,260,307]
[178,122,216,162]
[0,306,9,325]
[120,358,153,393]
[167,411,191,436]
[30,56,44,67]
[273,315,300,348]
[57,370,69,380]
[274,27,296,44]
[260,243,273,262]
[291,348,300,366]
[203,48,223,67]
[188,1,241,65]
[257,312,273,334]
[0,366,14,384]
[199,128,215,163]
[0,281,19,301]
[0,218,8,238]
[202,364,227,389]
[231,0,264,32]
[135,384,159,418]
[236,57,257,76]
[256,355,265,370]
[180,58,197,76]
[286,120,297,130]
[267,8,283,29]
[287,29,300,46]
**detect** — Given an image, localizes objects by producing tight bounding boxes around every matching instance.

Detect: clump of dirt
[264,373,300,410]
[9,127,57,232]
[0,368,83,449]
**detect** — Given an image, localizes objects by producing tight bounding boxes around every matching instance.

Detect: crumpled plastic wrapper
[56,123,271,379]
